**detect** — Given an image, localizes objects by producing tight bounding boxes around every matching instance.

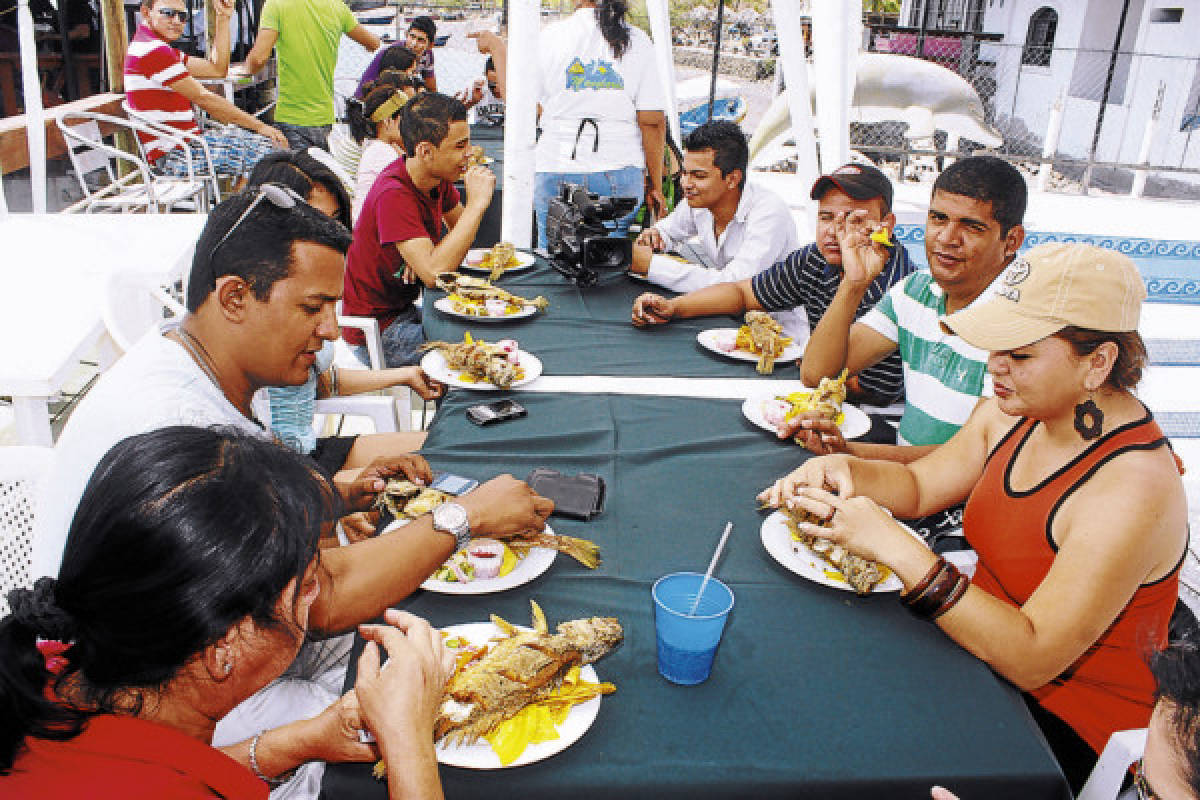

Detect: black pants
[1023,695,1098,794]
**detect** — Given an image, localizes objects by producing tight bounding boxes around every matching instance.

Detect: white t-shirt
[535,8,665,173]
[33,325,268,579]
[352,139,401,221]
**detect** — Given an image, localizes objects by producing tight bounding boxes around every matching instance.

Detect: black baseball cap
[810,162,893,211]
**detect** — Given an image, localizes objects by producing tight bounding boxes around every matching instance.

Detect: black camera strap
[569,118,600,160]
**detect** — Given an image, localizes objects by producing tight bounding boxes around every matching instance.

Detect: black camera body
[545,183,638,286]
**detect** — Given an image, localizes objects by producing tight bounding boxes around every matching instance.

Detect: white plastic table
[0,213,207,445]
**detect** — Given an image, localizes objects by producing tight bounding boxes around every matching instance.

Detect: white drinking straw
[689,521,733,616]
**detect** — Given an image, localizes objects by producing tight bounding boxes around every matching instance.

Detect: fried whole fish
[375,480,602,568]
[745,310,785,375]
[784,505,890,595]
[436,273,549,311]
[435,600,622,746]
[420,336,521,388]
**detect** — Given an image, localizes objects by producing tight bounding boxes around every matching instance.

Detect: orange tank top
[963,411,1182,754]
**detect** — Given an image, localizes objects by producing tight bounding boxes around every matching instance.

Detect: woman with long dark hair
[0,427,453,798]
[346,73,415,220]
[531,0,666,247]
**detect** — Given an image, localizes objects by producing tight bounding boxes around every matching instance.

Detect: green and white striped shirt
[859,271,999,446]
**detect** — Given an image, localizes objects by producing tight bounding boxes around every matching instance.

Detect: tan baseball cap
[942,242,1146,351]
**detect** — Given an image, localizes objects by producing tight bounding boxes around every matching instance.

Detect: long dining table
[319,255,1071,800]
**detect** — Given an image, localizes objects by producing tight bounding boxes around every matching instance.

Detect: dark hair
[594,0,631,58]
[408,15,436,43]
[1150,640,1200,795]
[484,56,495,74]
[1056,326,1147,391]
[246,151,352,230]
[378,44,416,73]
[0,426,332,774]
[347,84,409,148]
[399,91,467,155]
[932,155,1028,234]
[186,186,352,311]
[683,120,748,189]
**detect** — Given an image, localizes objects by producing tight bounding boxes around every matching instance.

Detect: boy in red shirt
[342,92,494,366]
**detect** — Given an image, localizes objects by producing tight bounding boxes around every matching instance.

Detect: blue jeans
[533,166,645,249]
[276,122,332,152]
[352,305,424,368]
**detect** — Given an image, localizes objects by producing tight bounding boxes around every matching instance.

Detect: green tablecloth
[320,393,1069,800]
[424,263,804,380]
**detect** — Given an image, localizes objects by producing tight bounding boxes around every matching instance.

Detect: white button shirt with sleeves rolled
[646,181,800,293]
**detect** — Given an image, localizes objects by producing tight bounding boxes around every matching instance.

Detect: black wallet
[527,468,606,520]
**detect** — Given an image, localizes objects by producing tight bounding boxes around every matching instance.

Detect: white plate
[419,349,543,390]
[460,248,536,274]
[422,544,557,594]
[741,393,872,441]
[697,327,804,365]
[436,621,603,769]
[761,510,926,594]
[433,295,539,322]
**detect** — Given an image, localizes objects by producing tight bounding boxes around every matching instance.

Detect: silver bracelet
[249,731,288,787]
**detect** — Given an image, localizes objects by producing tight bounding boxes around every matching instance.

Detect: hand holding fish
[757,454,855,509]
[786,486,917,569]
[339,455,433,512]
[458,474,555,540]
[834,209,889,291]
[341,511,382,543]
[356,611,454,793]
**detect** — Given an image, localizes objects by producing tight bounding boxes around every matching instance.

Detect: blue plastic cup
[652,572,735,685]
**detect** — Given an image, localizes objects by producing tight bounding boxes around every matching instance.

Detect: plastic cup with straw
[651,522,736,685]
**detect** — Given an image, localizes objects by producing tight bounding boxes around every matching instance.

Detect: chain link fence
[856,32,1200,200]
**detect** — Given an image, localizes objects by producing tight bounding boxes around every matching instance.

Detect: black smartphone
[466,399,527,426]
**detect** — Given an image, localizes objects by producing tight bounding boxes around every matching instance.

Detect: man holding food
[343,92,495,367]
[632,161,914,408]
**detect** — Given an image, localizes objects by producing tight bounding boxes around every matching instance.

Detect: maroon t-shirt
[342,157,460,345]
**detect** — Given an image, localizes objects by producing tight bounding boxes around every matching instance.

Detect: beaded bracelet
[249,732,292,787]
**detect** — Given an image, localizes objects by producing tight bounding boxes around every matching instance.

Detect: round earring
[1073,391,1104,441]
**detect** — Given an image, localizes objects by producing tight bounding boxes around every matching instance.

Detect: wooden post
[99,0,128,93]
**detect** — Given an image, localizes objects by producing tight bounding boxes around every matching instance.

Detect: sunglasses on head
[155,8,189,22]
[209,183,305,261]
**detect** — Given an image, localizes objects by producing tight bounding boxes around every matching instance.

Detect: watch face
[435,502,468,530]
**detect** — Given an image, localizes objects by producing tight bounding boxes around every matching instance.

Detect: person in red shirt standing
[124,0,288,177]
[342,92,494,367]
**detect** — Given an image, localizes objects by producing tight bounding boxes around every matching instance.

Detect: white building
[899,0,1200,186]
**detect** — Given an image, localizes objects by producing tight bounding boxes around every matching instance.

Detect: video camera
[545,183,638,287]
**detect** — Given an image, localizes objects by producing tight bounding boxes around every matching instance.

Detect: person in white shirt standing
[532,0,666,248]
[628,120,800,333]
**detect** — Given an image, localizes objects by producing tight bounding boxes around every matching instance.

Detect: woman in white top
[531,0,666,247]
[347,70,416,220]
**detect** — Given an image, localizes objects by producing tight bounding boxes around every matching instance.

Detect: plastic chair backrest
[63,118,115,179]
[103,269,188,354]
[1076,728,1147,800]
[0,447,56,617]
[1180,478,1200,617]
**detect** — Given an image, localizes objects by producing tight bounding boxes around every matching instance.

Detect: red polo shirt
[342,156,460,345]
[6,714,267,799]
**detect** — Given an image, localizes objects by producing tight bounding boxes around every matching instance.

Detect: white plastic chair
[331,303,412,432]
[1076,728,1147,800]
[1179,477,1200,618]
[0,447,56,617]
[122,100,220,208]
[56,111,210,213]
[102,269,188,355]
[327,124,363,195]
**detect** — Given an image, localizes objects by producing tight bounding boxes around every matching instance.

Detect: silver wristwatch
[432,502,471,551]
